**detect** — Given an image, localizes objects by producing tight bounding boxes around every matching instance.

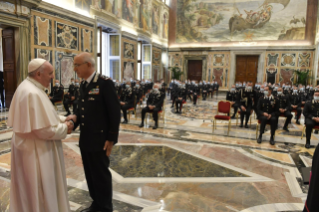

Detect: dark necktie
[82,81,88,91]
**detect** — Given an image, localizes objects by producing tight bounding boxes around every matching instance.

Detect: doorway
[187,60,202,82]
[235,55,259,85]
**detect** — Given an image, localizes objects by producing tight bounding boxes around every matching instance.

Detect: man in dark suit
[303,90,319,149]
[290,86,302,125]
[213,81,219,98]
[239,81,254,128]
[119,81,135,124]
[67,53,121,212]
[63,78,75,116]
[139,83,163,129]
[49,80,64,104]
[226,85,239,119]
[275,87,292,132]
[257,86,278,145]
[175,83,187,113]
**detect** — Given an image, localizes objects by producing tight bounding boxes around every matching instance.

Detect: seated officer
[208,82,213,98]
[63,79,78,116]
[226,85,239,119]
[139,83,163,129]
[170,80,179,108]
[133,81,143,104]
[213,80,219,98]
[254,85,264,115]
[192,81,200,105]
[120,81,134,124]
[257,86,277,145]
[303,90,319,149]
[49,80,64,104]
[276,87,292,132]
[175,83,187,113]
[239,81,254,128]
[290,86,302,125]
[298,85,309,107]
[202,81,208,100]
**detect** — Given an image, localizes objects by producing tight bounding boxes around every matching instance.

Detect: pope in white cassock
[7,59,73,212]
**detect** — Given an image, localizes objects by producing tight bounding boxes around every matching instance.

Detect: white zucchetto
[28,58,47,73]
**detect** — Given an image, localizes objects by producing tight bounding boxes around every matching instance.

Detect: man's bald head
[74,52,95,79]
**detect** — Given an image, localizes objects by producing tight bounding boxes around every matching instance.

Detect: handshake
[65,115,77,134]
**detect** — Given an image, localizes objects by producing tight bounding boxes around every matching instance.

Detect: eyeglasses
[73,62,87,68]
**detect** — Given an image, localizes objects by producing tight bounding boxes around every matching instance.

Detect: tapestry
[213,68,223,86]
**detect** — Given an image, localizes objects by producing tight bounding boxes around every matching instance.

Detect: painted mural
[124,42,134,59]
[163,12,169,38]
[75,0,92,13]
[140,0,151,31]
[176,0,307,43]
[122,0,135,23]
[152,4,160,35]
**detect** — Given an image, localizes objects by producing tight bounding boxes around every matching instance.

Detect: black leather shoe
[139,123,144,128]
[245,125,249,128]
[283,127,289,132]
[305,143,311,149]
[270,137,275,145]
[296,120,300,125]
[122,120,128,124]
[315,130,318,134]
[257,137,262,144]
[152,125,158,130]
[239,124,243,128]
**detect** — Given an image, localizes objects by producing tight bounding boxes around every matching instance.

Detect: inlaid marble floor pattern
[0,95,315,211]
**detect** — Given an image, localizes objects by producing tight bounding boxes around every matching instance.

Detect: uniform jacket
[147,90,163,109]
[276,94,291,113]
[226,91,239,103]
[50,85,64,101]
[257,95,277,118]
[74,73,121,151]
[120,87,134,106]
[240,89,254,108]
[303,100,319,119]
[289,93,301,107]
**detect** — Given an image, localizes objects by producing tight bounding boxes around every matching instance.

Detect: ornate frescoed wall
[263,51,314,85]
[207,52,230,88]
[31,10,95,89]
[121,37,137,79]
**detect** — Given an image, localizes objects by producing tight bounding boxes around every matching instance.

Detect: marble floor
[0,95,315,212]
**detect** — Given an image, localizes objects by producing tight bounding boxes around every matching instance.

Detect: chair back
[217,101,231,114]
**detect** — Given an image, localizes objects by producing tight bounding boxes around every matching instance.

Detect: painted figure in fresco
[124,43,134,59]
[163,13,168,38]
[92,0,101,9]
[141,3,149,31]
[152,6,159,34]
[123,0,134,22]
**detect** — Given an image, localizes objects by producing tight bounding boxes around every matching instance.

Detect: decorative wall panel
[213,68,223,86]
[55,51,77,88]
[152,4,160,35]
[213,54,224,66]
[123,61,135,79]
[34,16,52,47]
[298,52,311,67]
[81,29,93,52]
[55,22,79,50]
[34,49,52,63]
[281,53,296,67]
[121,37,137,79]
[152,48,161,66]
[162,12,169,39]
[267,53,279,67]
[280,69,294,85]
[153,65,160,82]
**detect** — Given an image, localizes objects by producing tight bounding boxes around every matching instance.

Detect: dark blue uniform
[276,93,292,130]
[290,92,302,124]
[74,72,120,211]
[303,100,319,146]
[120,86,135,122]
[175,86,187,113]
[140,89,163,129]
[226,90,239,118]
[239,89,254,127]
[50,85,64,104]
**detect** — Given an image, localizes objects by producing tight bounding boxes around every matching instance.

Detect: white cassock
[7,77,70,212]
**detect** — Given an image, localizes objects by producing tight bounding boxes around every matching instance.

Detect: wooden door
[235,56,258,85]
[2,28,17,108]
[187,60,202,82]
